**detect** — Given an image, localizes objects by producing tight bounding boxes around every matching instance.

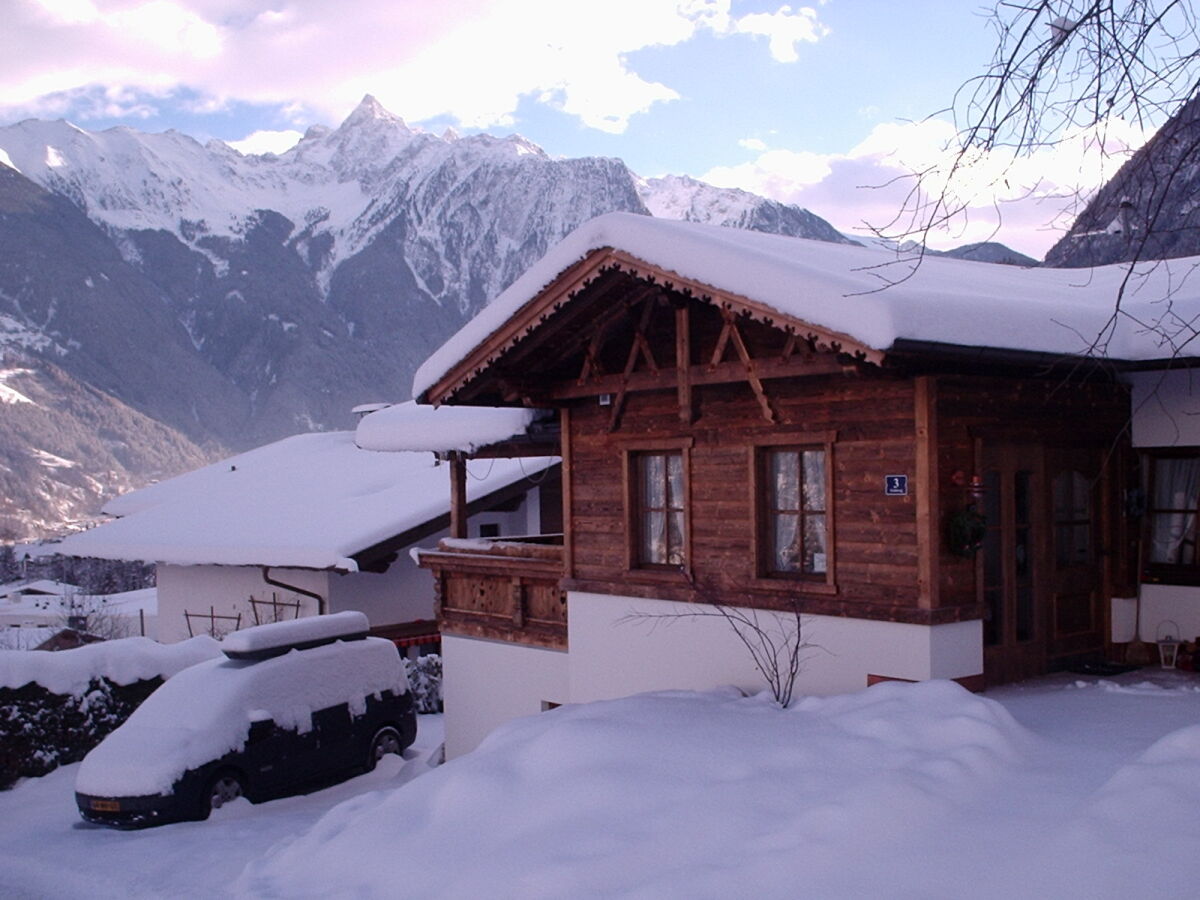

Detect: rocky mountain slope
[1045,97,1200,268]
[0,350,210,540]
[0,96,860,538]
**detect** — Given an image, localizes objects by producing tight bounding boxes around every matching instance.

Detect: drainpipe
[261,567,326,616]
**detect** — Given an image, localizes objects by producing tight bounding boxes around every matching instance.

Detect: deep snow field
[4,673,1200,899]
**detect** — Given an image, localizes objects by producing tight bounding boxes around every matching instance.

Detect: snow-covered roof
[355,401,541,453]
[57,431,556,571]
[414,212,1200,398]
[0,586,156,620]
[0,579,72,601]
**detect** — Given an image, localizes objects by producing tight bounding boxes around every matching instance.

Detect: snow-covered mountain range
[0,95,864,540]
[0,95,865,538]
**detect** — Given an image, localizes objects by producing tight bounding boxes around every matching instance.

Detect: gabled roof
[58,431,556,571]
[414,212,1200,401]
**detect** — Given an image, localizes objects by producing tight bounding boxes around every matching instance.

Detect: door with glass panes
[980,443,1046,686]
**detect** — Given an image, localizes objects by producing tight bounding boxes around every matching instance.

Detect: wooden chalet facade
[415,215,1146,758]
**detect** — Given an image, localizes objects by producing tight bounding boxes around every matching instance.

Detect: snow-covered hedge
[0,636,221,789]
[404,654,442,714]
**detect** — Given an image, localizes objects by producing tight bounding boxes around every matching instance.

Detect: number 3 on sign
[885,475,908,496]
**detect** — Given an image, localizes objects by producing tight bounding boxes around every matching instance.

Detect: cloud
[733,5,829,62]
[700,118,1145,258]
[225,128,303,156]
[2,0,831,135]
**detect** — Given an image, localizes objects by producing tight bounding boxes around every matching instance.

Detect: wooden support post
[561,407,576,580]
[915,376,940,610]
[676,304,692,424]
[449,453,468,539]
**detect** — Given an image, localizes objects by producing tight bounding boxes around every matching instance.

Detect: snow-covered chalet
[411,212,1200,757]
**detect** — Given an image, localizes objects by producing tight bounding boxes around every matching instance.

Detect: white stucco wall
[442,592,983,758]
[327,563,433,626]
[1129,369,1200,447]
[156,564,329,643]
[441,633,568,758]
[567,592,982,703]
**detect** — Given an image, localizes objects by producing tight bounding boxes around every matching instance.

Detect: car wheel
[204,772,245,816]
[366,726,403,771]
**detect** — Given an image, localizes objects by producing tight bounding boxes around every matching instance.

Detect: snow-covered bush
[0,676,161,790]
[403,654,442,714]
[0,635,221,789]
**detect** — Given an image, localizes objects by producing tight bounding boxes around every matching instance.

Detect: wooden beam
[723,309,776,424]
[676,305,692,424]
[449,454,468,539]
[915,376,939,610]
[545,352,849,401]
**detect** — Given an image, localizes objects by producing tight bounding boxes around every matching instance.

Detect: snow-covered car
[74,611,416,828]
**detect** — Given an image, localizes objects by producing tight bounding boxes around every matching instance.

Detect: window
[635,451,686,567]
[761,447,828,577]
[1053,470,1092,568]
[1145,452,1200,583]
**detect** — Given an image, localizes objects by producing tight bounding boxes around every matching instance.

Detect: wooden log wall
[562,371,946,624]
[561,366,1130,628]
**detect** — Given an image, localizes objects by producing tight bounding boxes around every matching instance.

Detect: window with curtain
[1147,454,1200,572]
[1142,453,1200,584]
[635,451,686,567]
[761,447,828,577]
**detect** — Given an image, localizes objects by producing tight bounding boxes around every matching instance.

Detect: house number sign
[884,475,908,496]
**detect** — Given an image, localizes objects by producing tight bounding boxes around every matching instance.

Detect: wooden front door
[981,443,1046,686]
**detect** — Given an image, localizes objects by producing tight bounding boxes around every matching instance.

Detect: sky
[0,0,1153,258]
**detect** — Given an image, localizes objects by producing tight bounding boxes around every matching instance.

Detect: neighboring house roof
[355,401,541,453]
[0,585,155,618]
[0,579,72,601]
[414,212,1200,400]
[59,430,556,571]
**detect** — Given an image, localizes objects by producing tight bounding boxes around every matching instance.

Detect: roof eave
[421,247,886,407]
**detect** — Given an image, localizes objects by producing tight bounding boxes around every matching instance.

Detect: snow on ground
[0,715,443,900]
[3,674,1200,898]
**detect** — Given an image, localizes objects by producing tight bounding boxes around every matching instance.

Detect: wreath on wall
[947,506,987,558]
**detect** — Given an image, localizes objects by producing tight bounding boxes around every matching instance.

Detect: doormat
[1068,661,1142,677]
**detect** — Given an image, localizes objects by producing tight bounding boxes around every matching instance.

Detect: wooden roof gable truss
[424,249,885,427]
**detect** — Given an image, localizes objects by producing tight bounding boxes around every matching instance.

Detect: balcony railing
[416,535,566,650]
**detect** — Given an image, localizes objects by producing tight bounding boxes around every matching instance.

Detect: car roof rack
[221,611,371,661]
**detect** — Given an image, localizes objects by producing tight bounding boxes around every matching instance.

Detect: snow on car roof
[57,430,556,570]
[74,635,406,798]
[222,611,369,658]
[414,212,1200,399]
[354,401,540,453]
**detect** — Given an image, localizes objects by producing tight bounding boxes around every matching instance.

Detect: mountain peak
[340,95,409,133]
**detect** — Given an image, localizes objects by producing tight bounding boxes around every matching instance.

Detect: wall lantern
[1157,620,1181,669]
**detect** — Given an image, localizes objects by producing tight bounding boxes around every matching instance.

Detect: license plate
[90,798,121,812]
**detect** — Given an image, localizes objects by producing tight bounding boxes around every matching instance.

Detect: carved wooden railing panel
[418,537,566,650]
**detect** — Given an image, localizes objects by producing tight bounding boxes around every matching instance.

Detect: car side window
[247,718,276,745]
